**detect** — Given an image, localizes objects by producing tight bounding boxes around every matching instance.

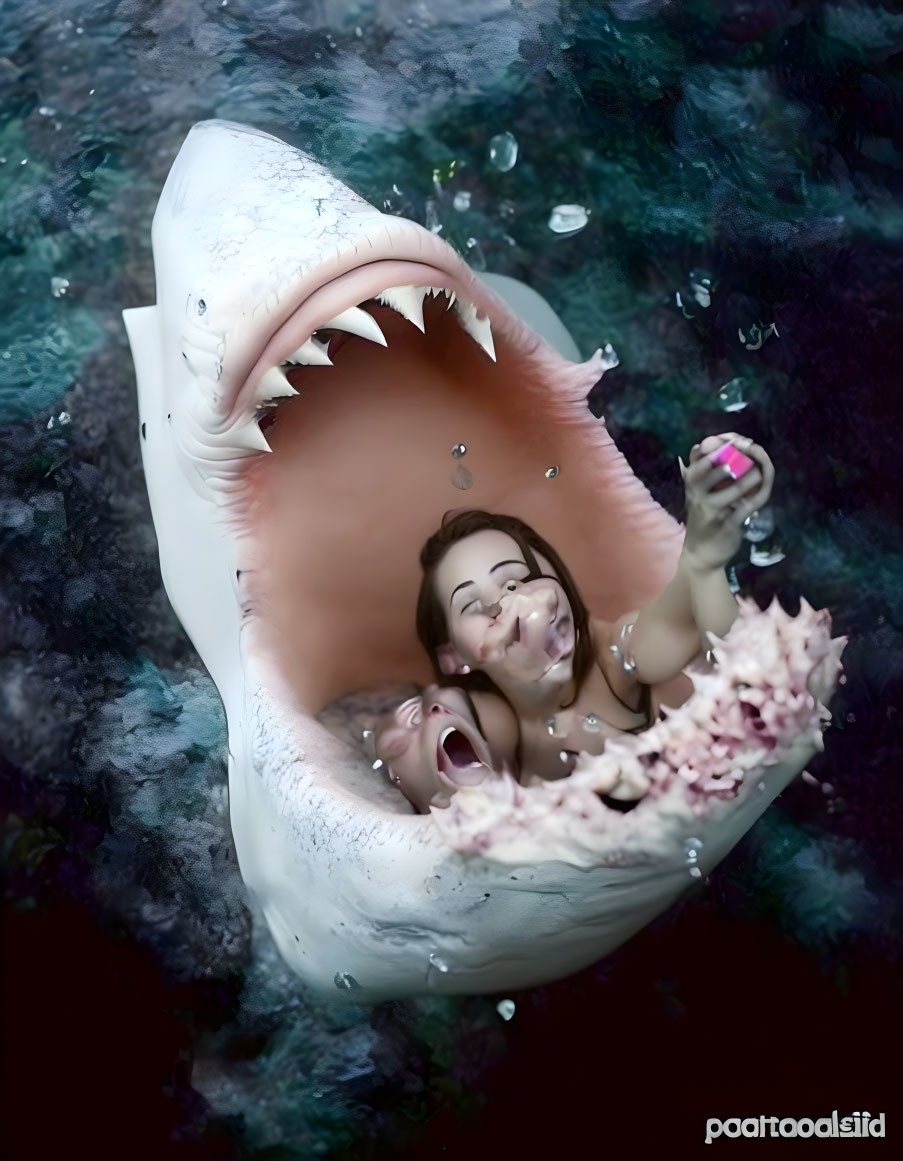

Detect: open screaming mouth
[437,725,487,786]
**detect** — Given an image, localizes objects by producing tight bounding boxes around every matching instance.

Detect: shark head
[123,121,837,1002]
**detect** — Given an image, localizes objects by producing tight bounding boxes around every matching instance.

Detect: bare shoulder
[470,690,520,761]
[588,612,644,699]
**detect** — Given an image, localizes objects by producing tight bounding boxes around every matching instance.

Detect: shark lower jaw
[240,259,496,439]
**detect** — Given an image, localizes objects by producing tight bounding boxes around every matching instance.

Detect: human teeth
[255,366,299,406]
[232,416,272,453]
[318,306,387,345]
[376,285,426,332]
[286,338,332,366]
[452,297,496,361]
[439,726,455,745]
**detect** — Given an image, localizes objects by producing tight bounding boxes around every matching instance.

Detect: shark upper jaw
[153,120,521,475]
[243,265,496,448]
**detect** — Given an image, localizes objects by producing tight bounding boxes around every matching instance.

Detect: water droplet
[38,105,57,117]
[488,131,518,171]
[749,543,786,567]
[548,204,590,234]
[425,197,442,234]
[46,416,55,430]
[197,298,206,316]
[546,718,557,735]
[545,465,559,479]
[453,191,471,211]
[582,713,603,733]
[742,507,775,543]
[355,25,363,36]
[58,412,71,425]
[496,999,516,1021]
[717,377,748,412]
[361,729,374,741]
[684,837,703,863]
[372,759,384,770]
[688,866,703,878]
[451,464,473,490]
[333,971,360,990]
[51,277,69,298]
[428,951,449,973]
[465,237,487,271]
[452,443,467,458]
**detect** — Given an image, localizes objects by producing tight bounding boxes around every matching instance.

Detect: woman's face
[374,684,513,813]
[432,529,576,691]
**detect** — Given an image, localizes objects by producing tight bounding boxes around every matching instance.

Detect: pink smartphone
[708,442,755,480]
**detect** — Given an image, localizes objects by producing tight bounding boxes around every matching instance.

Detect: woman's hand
[680,433,774,573]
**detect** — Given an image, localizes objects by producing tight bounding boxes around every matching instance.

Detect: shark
[123,120,843,1002]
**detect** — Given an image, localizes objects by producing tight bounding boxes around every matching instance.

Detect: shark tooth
[376,285,426,333]
[287,338,333,366]
[318,306,387,346]
[255,366,299,405]
[232,416,272,453]
[452,297,496,362]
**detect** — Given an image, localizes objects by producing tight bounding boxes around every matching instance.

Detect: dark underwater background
[1,1,901,1158]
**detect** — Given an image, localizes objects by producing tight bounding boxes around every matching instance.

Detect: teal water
[2,2,902,1157]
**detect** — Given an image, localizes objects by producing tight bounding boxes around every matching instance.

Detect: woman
[416,433,774,785]
[372,683,519,813]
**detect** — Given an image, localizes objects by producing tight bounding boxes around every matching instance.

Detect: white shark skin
[123,120,828,1003]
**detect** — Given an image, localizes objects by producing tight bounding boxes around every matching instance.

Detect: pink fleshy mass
[432,597,846,857]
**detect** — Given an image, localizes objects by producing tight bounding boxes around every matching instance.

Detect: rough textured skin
[124,120,845,1001]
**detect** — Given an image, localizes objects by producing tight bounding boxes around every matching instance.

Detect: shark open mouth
[124,120,842,1003]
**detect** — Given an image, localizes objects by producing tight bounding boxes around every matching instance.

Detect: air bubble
[743,508,775,543]
[453,191,472,212]
[465,237,487,271]
[451,464,473,490]
[333,971,360,990]
[51,277,69,297]
[488,131,518,172]
[197,299,206,316]
[717,377,747,412]
[749,543,786,567]
[684,837,703,864]
[496,999,516,1021]
[545,466,559,479]
[548,205,590,234]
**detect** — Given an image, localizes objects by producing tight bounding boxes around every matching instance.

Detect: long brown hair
[415,509,595,710]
